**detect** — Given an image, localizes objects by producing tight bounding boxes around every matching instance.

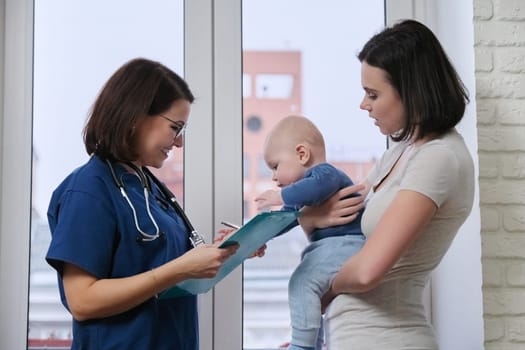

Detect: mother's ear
[295,143,311,165]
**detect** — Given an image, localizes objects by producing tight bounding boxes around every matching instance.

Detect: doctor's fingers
[182,245,237,278]
[213,229,235,244]
[249,244,267,258]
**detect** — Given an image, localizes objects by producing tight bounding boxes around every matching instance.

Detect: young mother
[300,19,475,349]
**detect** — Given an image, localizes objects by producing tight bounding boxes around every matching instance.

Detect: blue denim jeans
[288,235,365,348]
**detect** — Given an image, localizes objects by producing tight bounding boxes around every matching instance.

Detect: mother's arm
[331,189,437,294]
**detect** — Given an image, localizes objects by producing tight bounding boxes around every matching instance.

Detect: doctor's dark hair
[358,19,469,142]
[83,58,194,161]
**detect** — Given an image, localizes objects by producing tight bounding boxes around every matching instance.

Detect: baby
[255,115,365,350]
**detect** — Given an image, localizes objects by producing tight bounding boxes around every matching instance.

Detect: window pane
[256,74,295,99]
[29,1,184,348]
[242,1,386,348]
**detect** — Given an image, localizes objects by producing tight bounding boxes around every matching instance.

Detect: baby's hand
[254,189,283,210]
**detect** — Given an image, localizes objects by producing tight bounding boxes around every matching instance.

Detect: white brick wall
[475,0,525,348]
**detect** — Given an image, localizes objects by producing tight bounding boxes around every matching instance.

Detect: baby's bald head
[265,115,326,164]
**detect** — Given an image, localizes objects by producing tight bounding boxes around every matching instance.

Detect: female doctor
[46,58,239,350]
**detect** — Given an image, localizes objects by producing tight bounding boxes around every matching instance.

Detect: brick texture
[475,0,525,347]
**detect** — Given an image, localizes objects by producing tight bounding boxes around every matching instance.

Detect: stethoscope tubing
[106,159,205,246]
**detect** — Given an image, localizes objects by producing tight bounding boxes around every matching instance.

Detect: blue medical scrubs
[46,155,198,350]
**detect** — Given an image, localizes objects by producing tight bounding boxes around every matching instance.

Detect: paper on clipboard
[158,210,300,299]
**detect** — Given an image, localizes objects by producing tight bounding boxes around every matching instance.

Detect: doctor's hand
[299,183,366,235]
[179,244,238,279]
[249,244,266,258]
[215,228,266,258]
[214,228,235,244]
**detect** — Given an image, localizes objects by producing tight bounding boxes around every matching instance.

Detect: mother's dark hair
[358,19,469,142]
[83,58,194,161]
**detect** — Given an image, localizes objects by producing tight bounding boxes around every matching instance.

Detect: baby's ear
[295,143,310,165]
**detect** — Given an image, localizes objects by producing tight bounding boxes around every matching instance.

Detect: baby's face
[264,143,306,187]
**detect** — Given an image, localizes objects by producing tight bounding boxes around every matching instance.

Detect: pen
[220,221,240,229]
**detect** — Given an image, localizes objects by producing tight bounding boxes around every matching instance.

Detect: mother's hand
[298,183,366,235]
[321,285,338,314]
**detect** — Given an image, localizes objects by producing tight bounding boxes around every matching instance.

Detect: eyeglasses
[159,114,187,138]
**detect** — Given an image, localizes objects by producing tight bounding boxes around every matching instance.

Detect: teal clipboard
[159,210,300,299]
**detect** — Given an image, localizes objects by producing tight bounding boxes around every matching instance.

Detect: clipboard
[158,210,300,299]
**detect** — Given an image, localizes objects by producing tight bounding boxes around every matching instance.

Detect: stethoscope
[106,159,206,247]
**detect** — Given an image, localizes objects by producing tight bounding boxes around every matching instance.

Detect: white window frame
[0,0,34,348]
[184,1,244,349]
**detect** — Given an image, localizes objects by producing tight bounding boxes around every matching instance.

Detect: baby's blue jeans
[288,235,365,349]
